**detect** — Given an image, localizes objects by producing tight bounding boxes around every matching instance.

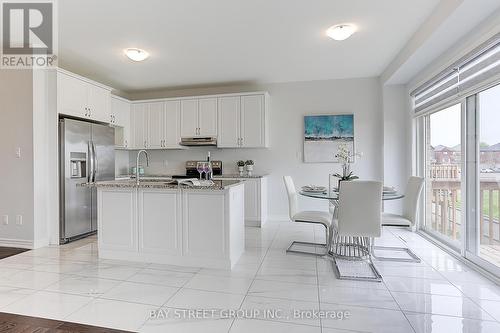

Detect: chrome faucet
[136,149,149,185]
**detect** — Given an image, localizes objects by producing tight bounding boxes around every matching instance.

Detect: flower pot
[238,166,244,176]
[246,165,253,176]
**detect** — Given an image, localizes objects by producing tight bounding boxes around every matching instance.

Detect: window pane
[478,84,500,268]
[424,104,462,247]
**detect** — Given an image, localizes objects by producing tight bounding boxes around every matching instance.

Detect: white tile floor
[0,222,499,332]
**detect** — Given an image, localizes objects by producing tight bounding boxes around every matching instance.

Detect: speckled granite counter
[79,179,242,190]
[115,174,268,180]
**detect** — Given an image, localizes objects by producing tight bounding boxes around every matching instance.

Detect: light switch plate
[16,215,22,225]
[2,215,8,225]
[16,147,21,158]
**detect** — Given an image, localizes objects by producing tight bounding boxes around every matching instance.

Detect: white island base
[96,182,245,269]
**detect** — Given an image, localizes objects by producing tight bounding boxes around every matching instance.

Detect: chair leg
[372,245,421,263]
[286,225,329,256]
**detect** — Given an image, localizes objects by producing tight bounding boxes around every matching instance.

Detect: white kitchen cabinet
[217,176,268,227]
[241,94,266,147]
[57,71,111,122]
[131,103,148,149]
[180,99,198,137]
[111,96,131,148]
[198,98,218,136]
[217,96,240,147]
[180,98,217,137]
[97,188,137,253]
[58,72,88,119]
[163,100,182,148]
[138,189,182,255]
[97,184,245,269]
[217,93,268,148]
[147,102,164,149]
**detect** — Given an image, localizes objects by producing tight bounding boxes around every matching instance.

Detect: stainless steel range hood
[180,137,217,146]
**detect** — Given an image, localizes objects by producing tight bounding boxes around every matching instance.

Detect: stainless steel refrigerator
[59,118,115,244]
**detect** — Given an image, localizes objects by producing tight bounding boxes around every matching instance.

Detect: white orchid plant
[333,143,362,181]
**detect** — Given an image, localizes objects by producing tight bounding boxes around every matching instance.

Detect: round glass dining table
[298,190,405,261]
[299,191,404,201]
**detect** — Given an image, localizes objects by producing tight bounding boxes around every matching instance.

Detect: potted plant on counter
[237,160,245,176]
[333,143,361,188]
[245,160,254,176]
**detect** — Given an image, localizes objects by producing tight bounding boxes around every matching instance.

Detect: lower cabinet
[218,177,268,227]
[138,189,181,256]
[97,185,245,269]
[182,191,226,259]
[97,188,137,252]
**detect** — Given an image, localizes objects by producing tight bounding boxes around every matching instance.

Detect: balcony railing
[428,164,500,265]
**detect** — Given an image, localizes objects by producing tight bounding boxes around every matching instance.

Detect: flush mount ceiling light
[326,24,357,41]
[124,48,149,62]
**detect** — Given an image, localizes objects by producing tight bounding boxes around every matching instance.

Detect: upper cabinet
[130,101,183,150]
[110,96,131,148]
[57,71,111,122]
[217,93,269,148]
[181,98,217,137]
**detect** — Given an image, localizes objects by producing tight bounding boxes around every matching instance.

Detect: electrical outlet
[16,215,22,225]
[2,215,8,225]
[15,147,21,158]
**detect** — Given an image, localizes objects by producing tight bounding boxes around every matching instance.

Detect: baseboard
[0,238,33,249]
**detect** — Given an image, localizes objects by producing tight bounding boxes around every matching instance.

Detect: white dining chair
[283,176,332,256]
[373,176,424,262]
[331,180,383,281]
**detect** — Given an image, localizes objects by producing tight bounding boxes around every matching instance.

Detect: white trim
[55,68,113,91]
[131,91,270,104]
[0,238,33,249]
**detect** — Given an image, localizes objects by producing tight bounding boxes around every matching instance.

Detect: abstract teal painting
[304,114,354,162]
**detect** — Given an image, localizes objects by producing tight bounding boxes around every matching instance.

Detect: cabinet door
[241,95,265,147]
[57,72,87,118]
[243,179,260,221]
[164,100,181,148]
[138,189,181,255]
[180,99,198,137]
[198,98,218,136]
[148,102,164,149]
[97,189,137,252]
[217,96,240,148]
[87,84,110,123]
[112,98,131,148]
[182,191,226,258]
[131,104,148,149]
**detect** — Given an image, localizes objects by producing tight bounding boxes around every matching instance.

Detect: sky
[430,84,500,147]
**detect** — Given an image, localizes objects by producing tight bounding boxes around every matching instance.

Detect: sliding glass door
[465,84,500,274]
[418,84,500,276]
[422,103,464,250]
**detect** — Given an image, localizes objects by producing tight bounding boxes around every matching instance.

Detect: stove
[182,160,223,178]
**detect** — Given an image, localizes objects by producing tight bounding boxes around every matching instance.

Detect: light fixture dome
[124,48,149,61]
[326,24,357,41]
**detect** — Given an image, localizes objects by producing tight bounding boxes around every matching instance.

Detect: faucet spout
[136,149,149,185]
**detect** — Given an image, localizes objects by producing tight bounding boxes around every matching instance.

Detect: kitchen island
[82,180,245,269]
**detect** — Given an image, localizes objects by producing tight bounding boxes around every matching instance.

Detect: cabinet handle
[240,137,243,146]
[144,140,147,148]
[124,140,128,148]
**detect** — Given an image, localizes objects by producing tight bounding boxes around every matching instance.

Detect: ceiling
[58,0,440,92]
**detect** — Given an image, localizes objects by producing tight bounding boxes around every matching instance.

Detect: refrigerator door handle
[87,141,93,183]
[92,141,98,183]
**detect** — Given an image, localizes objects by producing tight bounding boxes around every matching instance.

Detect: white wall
[128,77,384,220]
[382,84,412,214]
[0,70,35,247]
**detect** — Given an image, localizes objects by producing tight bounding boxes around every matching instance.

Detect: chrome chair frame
[286,220,330,256]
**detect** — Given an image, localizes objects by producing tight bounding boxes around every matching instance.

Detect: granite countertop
[79,179,243,190]
[116,174,268,180]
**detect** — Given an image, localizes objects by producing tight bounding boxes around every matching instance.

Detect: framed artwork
[303,114,354,163]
